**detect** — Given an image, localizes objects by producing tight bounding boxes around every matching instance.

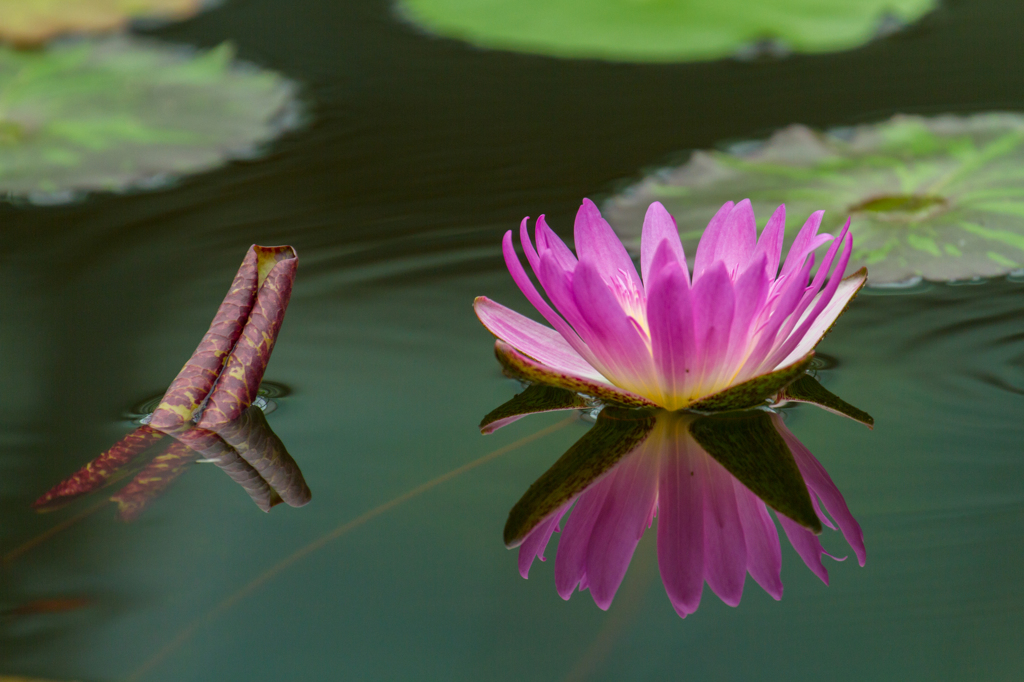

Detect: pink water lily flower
[475,199,866,411]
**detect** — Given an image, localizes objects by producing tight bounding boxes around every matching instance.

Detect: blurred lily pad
[0,37,301,204]
[0,0,210,46]
[605,114,1024,284]
[396,0,935,63]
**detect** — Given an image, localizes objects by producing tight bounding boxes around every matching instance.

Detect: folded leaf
[35,244,303,519]
[149,245,295,434]
[147,244,298,509]
[504,408,655,548]
[198,248,297,428]
[689,411,821,533]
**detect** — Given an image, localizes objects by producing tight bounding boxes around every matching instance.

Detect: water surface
[2,0,1022,679]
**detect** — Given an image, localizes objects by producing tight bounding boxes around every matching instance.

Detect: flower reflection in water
[489,380,868,617]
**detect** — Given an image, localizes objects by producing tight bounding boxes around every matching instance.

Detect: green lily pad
[605,113,1024,285]
[396,0,935,63]
[0,0,210,47]
[0,37,301,204]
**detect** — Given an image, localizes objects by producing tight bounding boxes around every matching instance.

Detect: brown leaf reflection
[5,597,91,617]
[35,402,307,521]
[110,441,199,522]
[215,406,311,508]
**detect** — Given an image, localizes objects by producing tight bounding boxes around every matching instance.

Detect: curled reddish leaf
[35,244,303,520]
[33,426,165,512]
[148,248,261,434]
[149,245,296,433]
[146,244,298,510]
[110,440,199,522]
[197,248,297,429]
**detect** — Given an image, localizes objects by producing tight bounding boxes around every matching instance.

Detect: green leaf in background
[605,114,1024,284]
[396,0,936,63]
[0,0,210,46]
[0,37,301,204]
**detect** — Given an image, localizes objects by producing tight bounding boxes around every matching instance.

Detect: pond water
[2,0,1022,680]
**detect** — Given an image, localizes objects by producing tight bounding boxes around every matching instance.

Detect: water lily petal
[765,222,850,367]
[647,254,698,409]
[734,486,784,600]
[640,201,686,286]
[537,251,599,353]
[572,259,657,391]
[554,472,616,601]
[502,230,594,361]
[657,430,706,617]
[702,455,747,606]
[535,215,579,274]
[722,253,771,381]
[752,204,787,277]
[776,415,866,566]
[494,341,656,407]
[776,265,867,369]
[780,210,828,278]
[519,217,542,274]
[768,227,854,369]
[694,199,757,278]
[474,297,604,381]
[692,201,735,282]
[584,448,660,610]
[574,198,643,292]
[779,514,830,584]
[690,261,735,395]
[740,255,814,378]
[518,502,572,579]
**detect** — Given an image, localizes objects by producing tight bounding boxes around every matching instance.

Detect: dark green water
[2,0,1022,679]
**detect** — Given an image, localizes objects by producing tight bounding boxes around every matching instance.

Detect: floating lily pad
[396,0,935,63]
[0,37,301,204]
[0,0,210,47]
[605,114,1024,284]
